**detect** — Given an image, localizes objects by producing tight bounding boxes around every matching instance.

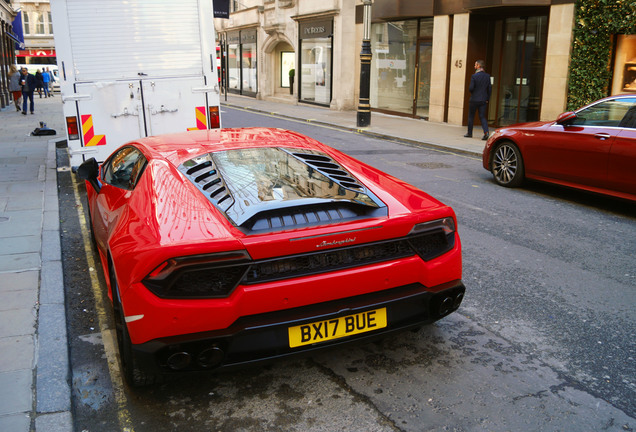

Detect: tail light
[209,106,220,129]
[66,116,80,140]
[407,217,457,261]
[143,251,251,299]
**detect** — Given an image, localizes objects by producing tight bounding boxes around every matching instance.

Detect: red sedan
[78,128,465,386]
[483,94,636,202]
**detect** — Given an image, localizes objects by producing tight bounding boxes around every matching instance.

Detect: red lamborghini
[78,128,464,386]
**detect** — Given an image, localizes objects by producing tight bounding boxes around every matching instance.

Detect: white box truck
[50,0,221,166]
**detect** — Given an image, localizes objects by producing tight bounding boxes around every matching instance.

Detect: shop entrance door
[415,40,432,118]
[490,16,548,127]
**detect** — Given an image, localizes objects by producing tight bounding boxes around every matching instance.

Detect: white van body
[50,0,221,166]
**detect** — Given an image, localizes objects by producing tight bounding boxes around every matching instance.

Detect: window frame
[102,146,148,191]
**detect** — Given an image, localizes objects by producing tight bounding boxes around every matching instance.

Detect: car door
[606,99,636,197]
[529,98,629,189]
[94,147,147,252]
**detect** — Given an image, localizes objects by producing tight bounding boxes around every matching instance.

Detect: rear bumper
[133,280,465,374]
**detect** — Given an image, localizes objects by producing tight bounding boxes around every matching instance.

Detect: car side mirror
[77,158,101,193]
[556,111,577,126]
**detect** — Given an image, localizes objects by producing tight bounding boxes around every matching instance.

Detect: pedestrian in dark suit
[20,68,37,115]
[464,60,492,140]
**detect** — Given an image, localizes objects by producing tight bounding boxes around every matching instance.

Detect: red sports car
[78,128,464,386]
[483,94,636,202]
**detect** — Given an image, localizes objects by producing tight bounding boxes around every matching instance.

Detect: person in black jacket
[464,60,492,140]
[35,69,45,98]
[20,68,37,115]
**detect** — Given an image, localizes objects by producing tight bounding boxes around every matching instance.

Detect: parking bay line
[71,172,136,432]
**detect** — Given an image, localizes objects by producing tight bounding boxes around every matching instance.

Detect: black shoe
[464,133,472,138]
[30,111,34,115]
[22,111,27,115]
[16,108,20,112]
[482,133,489,141]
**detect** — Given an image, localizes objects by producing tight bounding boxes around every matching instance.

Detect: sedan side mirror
[77,158,101,193]
[556,111,577,126]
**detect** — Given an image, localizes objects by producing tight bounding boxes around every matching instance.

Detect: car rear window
[180,147,385,228]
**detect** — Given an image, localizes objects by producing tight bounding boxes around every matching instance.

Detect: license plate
[288,308,387,348]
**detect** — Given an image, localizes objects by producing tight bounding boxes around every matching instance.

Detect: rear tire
[491,141,524,187]
[110,265,158,387]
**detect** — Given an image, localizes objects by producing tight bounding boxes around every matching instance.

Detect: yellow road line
[71,172,135,432]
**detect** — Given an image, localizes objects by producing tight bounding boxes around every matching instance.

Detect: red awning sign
[16,49,56,57]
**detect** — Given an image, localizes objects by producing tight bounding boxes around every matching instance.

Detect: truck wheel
[491,141,524,187]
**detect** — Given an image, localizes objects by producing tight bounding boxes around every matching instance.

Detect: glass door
[415,40,432,118]
[493,16,548,126]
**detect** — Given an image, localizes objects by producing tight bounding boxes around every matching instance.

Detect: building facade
[12,0,56,67]
[215,0,635,128]
[0,0,18,108]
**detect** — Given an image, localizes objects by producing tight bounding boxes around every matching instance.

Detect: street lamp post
[356,0,372,127]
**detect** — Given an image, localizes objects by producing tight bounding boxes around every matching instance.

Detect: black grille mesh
[143,230,454,298]
[244,238,414,284]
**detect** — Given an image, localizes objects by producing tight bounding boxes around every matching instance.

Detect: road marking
[71,173,135,432]
[441,196,499,216]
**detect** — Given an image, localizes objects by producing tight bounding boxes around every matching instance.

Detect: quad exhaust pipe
[166,345,225,371]
[435,290,465,317]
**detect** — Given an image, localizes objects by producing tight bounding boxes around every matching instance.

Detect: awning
[16,49,56,58]
[11,11,26,50]
[6,32,21,44]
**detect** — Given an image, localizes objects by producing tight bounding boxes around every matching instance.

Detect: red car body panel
[83,128,464,374]
[483,95,636,201]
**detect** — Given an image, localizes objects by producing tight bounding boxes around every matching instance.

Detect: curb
[35,138,72,431]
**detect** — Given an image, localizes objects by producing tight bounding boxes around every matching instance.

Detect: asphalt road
[58,107,636,431]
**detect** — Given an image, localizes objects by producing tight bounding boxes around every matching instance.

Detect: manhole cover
[410,162,453,169]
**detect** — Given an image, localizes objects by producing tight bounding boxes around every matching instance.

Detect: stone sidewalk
[0,95,72,432]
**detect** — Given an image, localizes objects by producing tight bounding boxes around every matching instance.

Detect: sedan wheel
[492,142,524,187]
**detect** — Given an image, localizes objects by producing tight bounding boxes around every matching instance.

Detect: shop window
[298,20,333,106]
[227,44,240,91]
[36,13,45,35]
[225,30,257,97]
[23,13,30,35]
[242,42,257,94]
[370,20,418,115]
[612,35,636,94]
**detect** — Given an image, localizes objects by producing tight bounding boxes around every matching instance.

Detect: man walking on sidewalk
[20,67,37,115]
[464,60,492,141]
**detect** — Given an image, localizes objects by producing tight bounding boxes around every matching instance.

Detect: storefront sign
[227,32,240,45]
[241,30,257,44]
[299,20,333,39]
[213,0,230,18]
[16,49,56,57]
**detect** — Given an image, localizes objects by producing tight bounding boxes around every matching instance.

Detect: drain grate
[410,162,453,169]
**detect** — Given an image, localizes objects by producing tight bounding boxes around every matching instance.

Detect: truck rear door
[142,76,211,136]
